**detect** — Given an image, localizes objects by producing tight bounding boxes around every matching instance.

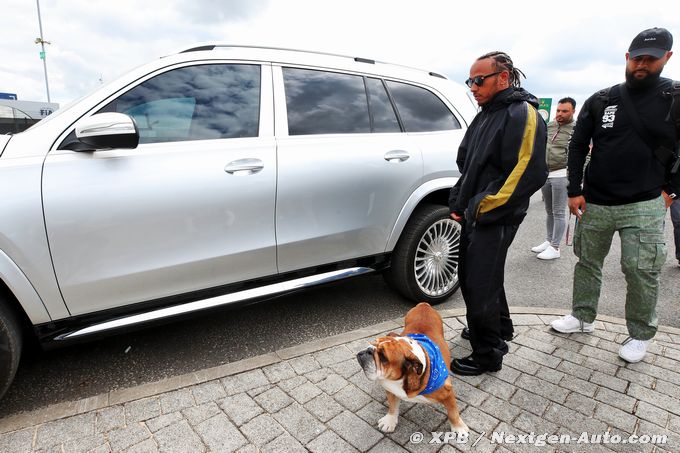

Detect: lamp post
[35,0,51,103]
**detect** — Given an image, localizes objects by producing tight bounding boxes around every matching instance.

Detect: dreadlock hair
[477,51,526,88]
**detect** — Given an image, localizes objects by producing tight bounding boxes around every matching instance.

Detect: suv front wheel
[0,299,22,400]
[386,204,461,304]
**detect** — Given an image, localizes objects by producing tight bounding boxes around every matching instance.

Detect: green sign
[39,51,45,60]
[538,98,552,121]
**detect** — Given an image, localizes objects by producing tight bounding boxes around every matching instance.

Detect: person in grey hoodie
[531,97,576,260]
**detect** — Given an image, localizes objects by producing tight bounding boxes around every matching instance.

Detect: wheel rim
[414,218,461,297]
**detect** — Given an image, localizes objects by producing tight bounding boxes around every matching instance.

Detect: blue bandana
[406,333,449,395]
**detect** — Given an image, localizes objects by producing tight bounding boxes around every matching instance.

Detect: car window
[386,81,461,132]
[366,78,401,133]
[100,64,260,143]
[283,68,370,135]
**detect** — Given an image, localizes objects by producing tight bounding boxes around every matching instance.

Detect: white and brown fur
[357,302,468,433]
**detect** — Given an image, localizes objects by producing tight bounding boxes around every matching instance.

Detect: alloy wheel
[413,219,461,297]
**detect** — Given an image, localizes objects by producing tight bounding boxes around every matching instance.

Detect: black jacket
[449,88,548,226]
[567,77,678,205]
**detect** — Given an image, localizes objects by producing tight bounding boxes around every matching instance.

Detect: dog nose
[357,348,372,364]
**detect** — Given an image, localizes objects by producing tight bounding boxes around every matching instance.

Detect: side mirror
[75,112,139,150]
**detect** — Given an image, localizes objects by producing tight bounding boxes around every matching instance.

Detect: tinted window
[101,64,260,143]
[283,68,370,135]
[366,78,401,133]
[386,81,460,132]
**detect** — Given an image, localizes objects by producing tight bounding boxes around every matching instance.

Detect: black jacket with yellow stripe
[449,87,548,226]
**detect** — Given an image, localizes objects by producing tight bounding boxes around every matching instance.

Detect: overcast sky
[2,0,679,117]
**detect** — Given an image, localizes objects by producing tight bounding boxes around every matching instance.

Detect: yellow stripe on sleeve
[476,103,538,217]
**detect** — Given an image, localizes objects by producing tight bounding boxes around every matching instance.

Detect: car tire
[386,204,461,304]
[0,300,22,400]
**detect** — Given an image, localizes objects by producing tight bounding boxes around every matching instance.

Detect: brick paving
[0,308,678,452]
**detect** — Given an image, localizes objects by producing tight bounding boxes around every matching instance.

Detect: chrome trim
[55,267,374,340]
[79,122,135,135]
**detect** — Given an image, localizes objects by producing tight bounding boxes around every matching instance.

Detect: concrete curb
[0,306,678,434]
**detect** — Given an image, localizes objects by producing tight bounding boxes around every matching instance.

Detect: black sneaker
[461,327,514,342]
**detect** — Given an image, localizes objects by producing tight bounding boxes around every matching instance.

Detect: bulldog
[357,302,468,434]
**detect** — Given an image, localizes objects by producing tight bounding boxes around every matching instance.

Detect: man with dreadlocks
[448,51,547,375]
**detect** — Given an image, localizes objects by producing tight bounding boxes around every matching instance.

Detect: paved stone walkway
[0,308,678,453]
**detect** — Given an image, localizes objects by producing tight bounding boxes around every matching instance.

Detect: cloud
[1,0,678,112]
[173,0,271,24]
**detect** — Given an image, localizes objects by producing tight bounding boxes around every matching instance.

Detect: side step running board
[54,267,374,341]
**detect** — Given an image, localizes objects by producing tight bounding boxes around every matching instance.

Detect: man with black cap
[551,27,678,363]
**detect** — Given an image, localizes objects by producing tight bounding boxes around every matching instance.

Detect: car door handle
[384,150,410,162]
[224,158,264,175]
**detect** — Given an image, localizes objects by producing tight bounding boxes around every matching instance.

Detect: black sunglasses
[464,71,501,88]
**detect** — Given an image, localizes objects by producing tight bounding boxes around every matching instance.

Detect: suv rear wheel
[0,299,22,399]
[386,204,461,304]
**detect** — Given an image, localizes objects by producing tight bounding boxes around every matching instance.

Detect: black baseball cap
[628,27,673,58]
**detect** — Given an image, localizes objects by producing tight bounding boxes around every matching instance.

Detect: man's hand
[662,191,673,208]
[568,196,586,220]
[451,212,463,222]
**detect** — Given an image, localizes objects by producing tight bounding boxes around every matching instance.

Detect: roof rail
[175,44,448,80]
[181,45,216,53]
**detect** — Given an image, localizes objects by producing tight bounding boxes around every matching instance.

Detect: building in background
[0,93,59,134]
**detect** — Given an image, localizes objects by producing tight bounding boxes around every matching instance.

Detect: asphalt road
[0,194,678,417]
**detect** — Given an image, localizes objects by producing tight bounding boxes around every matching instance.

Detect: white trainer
[531,241,551,253]
[537,246,560,260]
[550,314,595,333]
[619,337,650,363]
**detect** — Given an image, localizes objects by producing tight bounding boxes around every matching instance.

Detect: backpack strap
[590,86,612,122]
[663,80,680,133]
[665,81,680,175]
[620,83,680,174]
[619,83,658,152]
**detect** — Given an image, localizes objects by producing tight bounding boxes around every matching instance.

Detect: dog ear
[407,356,424,376]
[387,332,399,337]
[402,354,426,394]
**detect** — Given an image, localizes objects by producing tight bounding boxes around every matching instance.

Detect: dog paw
[378,414,398,432]
[450,420,469,434]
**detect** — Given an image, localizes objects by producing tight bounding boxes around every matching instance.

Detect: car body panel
[0,45,474,325]
[275,132,424,271]
[385,177,459,251]
[0,136,69,320]
[0,249,51,323]
[42,137,278,314]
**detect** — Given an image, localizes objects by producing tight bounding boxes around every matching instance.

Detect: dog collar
[406,333,448,395]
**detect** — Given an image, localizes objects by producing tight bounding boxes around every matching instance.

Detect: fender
[385,177,458,251]
[0,249,51,324]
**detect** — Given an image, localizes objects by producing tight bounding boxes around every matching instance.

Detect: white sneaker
[550,314,595,333]
[619,337,650,363]
[531,241,551,253]
[537,246,560,260]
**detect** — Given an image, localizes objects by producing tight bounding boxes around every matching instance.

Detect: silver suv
[0,45,475,398]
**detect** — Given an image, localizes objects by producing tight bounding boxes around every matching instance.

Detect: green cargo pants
[572,196,667,340]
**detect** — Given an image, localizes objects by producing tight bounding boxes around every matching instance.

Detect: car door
[42,62,278,315]
[274,67,424,272]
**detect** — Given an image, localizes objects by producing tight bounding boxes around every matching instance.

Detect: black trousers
[459,221,519,368]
